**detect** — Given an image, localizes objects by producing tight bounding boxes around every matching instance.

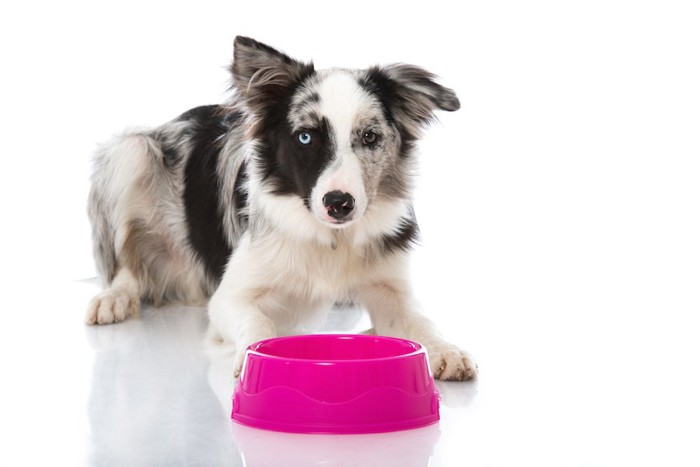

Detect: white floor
[1,270,698,466]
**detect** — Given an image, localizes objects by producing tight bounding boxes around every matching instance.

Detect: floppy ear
[231,36,314,115]
[363,64,460,139]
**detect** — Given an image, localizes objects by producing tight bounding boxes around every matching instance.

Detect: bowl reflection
[231,420,441,467]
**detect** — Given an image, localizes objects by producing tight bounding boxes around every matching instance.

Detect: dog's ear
[363,64,460,139]
[231,36,314,115]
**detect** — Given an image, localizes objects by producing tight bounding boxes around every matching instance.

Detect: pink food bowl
[231,334,440,434]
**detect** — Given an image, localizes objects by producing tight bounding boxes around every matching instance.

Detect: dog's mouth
[327,218,353,227]
[319,214,357,229]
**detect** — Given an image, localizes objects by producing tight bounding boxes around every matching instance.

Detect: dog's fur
[86,36,476,381]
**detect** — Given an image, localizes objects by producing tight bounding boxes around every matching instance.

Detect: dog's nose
[323,190,355,220]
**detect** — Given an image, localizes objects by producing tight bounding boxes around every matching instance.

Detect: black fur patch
[358,68,414,158]
[359,68,399,128]
[233,159,249,229]
[256,108,336,205]
[179,105,241,280]
[380,216,420,254]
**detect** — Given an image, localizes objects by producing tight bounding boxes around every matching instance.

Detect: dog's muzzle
[323,190,355,221]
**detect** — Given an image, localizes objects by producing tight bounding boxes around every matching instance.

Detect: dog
[86,36,477,381]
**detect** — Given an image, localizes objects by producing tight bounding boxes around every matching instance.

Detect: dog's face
[231,36,459,230]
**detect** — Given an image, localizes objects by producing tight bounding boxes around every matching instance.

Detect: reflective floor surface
[2,277,698,466]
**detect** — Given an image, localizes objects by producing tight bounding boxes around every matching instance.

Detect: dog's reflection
[85,306,240,466]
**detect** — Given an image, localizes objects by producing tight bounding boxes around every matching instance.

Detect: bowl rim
[245,333,426,364]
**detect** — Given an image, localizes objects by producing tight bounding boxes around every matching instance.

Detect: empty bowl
[231,334,440,434]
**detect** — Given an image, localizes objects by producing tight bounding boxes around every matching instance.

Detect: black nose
[323,190,355,220]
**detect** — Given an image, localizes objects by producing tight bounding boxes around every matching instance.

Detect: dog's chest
[251,235,378,300]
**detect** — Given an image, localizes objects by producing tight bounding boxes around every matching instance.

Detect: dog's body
[87,37,476,380]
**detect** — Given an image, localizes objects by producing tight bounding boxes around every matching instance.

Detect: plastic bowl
[231,334,440,434]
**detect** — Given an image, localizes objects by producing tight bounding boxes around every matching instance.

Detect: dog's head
[231,36,459,235]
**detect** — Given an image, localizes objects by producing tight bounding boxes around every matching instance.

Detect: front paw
[233,350,248,379]
[232,326,278,379]
[429,343,478,381]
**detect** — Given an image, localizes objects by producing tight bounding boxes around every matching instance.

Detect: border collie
[86,36,477,381]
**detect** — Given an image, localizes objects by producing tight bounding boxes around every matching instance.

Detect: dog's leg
[86,267,141,325]
[208,286,278,378]
[87,132,163,325]
[358,281,478,381]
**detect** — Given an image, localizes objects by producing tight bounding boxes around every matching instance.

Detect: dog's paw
[232,350,247,379]
[232,325,278,379]
[429,343,478,381]
[86,289,139,325]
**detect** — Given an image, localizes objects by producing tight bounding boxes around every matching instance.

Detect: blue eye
[297,132,312,145]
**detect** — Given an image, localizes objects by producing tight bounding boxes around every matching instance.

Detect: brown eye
[362,130,378,146]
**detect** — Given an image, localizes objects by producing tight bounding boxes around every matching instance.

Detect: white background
[1,1,699,465]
